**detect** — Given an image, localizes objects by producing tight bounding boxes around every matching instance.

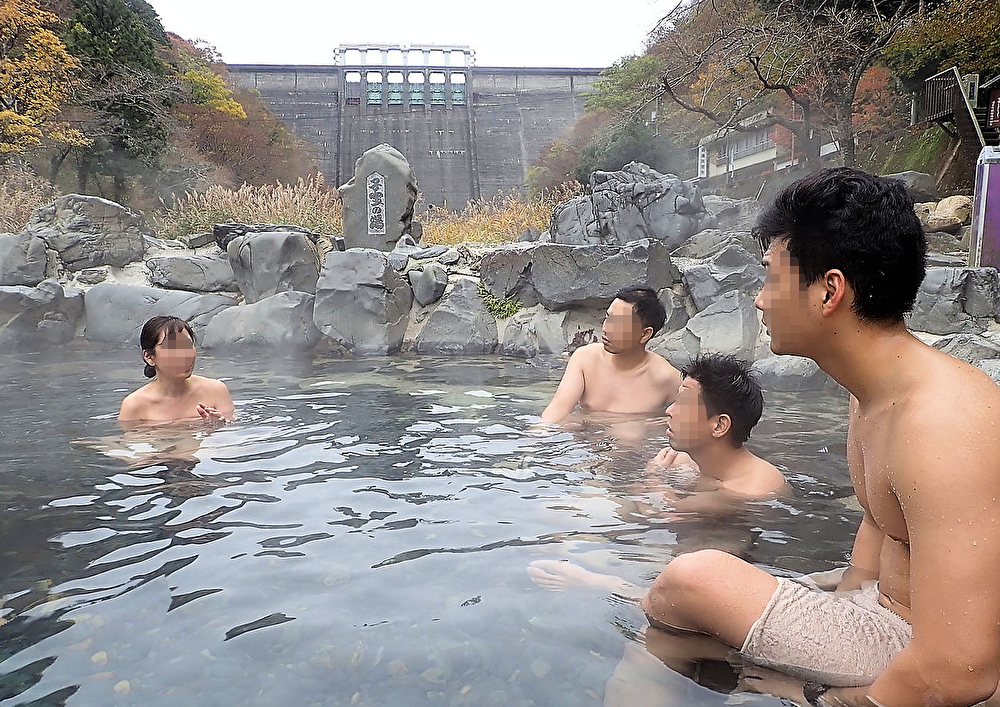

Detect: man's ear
[641,326,654,344]
[712,414,732,440]
[822,269,849,314]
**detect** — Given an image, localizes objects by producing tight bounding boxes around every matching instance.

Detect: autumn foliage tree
[884,0,1000,89]
[58,0,177,200]
[168,36,314,187]
[0,0,85,156]
[647,0,920,167]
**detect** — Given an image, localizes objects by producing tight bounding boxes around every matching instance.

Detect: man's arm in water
[539,348,587,423]
[836,512,882,592]
[838,399,882,592]
[832,401,1000,707]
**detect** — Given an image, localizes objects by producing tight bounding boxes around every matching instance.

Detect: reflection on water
[0,343,852,707]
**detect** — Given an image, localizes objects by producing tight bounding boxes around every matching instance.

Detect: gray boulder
[212,223,317,252]
[671,228,758,260]
[147,254,237,292]
[908,267,1000,334]
[25,194,147,271]
[752,356,835,391]
[550,162,713,248]
[884,171,939,203]
[500,306,605,358]
[657,287,692,334]
[202,291,320,349]
[338,143,419,251]
[684,290,760,359]
[313,249,413,355]
[479,239,680,311]
[932,333,1000,363]
[414,277,498,354]
[500,306,571,358]
[682,244,765,312]
[77,268,108,285]
[0,280,83,346]
[408,265,449,306]
[0,232,47,286]
[976,359,1000,385]
[701,195,760,232]
[227,232,321,303]
[84,284,237,346]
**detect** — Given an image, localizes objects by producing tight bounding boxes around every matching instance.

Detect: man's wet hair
[754,167,926,323]
[139,315,195,378]
[682,354,764,447]
[615,285,667,337]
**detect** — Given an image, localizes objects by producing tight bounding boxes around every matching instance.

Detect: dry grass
[0,165,59,233]
[420,182,583,246]
[154,174,343,240]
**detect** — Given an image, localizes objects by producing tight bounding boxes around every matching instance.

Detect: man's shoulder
[569,343,603,365]
[905,354,1000,425]
[729,455,786,497]
[645,350,682,380]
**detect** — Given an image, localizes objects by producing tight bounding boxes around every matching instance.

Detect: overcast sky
[146,0,670,68]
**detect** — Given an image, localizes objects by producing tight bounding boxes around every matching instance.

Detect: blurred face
[664,378,718,452]
[754,240,817,356]
[144,328,196,379]
[601,299,651,354]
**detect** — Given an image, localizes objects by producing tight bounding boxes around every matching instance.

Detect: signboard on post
[969,147,1000,268]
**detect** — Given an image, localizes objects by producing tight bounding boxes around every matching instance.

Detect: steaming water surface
[0,345,854,707]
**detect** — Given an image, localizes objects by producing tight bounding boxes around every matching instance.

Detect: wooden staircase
[973,106,1000,146]
[922,69,999,148]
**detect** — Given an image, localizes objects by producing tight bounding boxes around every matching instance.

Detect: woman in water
[118,315,234,424]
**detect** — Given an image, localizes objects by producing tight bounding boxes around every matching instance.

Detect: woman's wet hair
[754,167,926,324]
[682,354,764,447]
[614,285,667,336]
[139,316,195,378]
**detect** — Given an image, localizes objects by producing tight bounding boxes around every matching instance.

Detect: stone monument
[338,144,420,251]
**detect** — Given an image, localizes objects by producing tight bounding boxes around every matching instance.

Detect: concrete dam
[229,44,602,209]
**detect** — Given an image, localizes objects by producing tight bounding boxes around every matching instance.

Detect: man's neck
[689,443,754,483]
[808,321,920,405]
[606,346,648,371]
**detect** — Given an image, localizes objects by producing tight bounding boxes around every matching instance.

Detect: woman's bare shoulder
[191,375,230,392]
[118,384,155,419]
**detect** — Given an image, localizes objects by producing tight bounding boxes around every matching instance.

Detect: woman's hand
[197,403,227,423]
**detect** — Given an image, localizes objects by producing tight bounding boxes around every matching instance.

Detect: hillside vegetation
[2,0,317,219]
[529,0,1000,192]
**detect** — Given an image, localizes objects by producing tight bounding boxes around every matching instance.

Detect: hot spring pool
[0,344,855,706]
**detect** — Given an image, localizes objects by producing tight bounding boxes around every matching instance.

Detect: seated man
[540,285,681,423]
[641,168,1000,706]
[529,353,784,594]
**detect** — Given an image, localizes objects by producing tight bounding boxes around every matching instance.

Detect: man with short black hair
[540,285,682,423]
[640,167,1000,707]
[529,354,783,594]
[651,353,784,499]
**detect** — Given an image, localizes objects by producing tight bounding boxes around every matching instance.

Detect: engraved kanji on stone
[367,172,387,236]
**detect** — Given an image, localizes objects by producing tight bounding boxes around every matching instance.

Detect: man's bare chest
[582,369,667,411]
